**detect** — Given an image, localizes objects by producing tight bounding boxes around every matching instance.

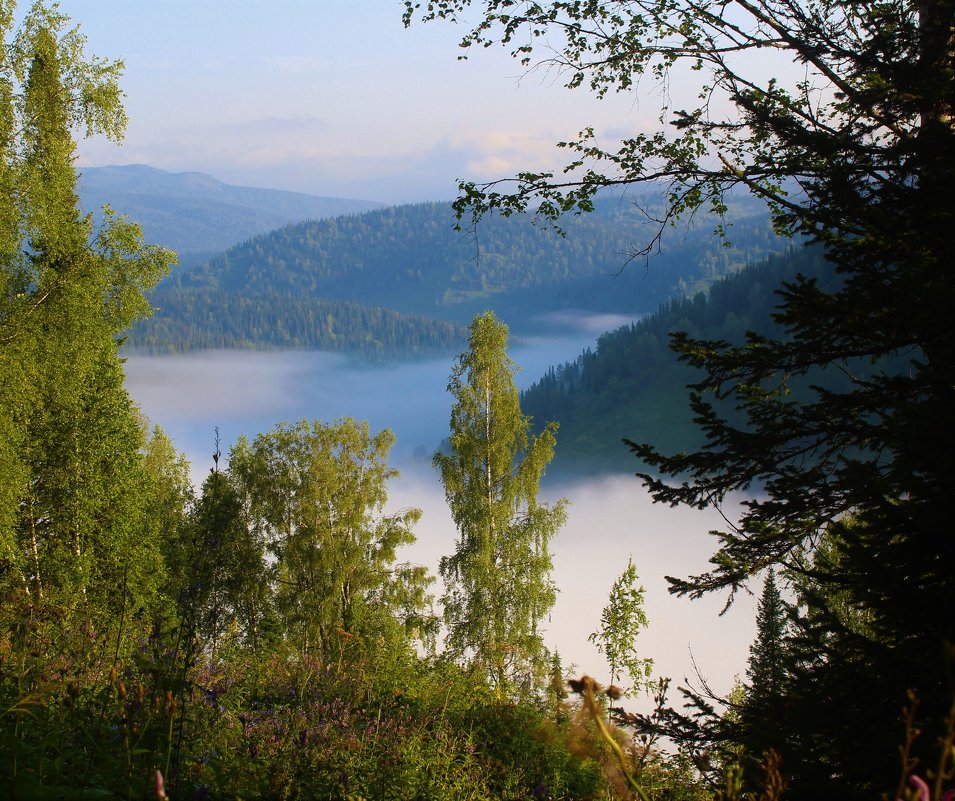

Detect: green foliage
[436,312,567,697]
[590,558,653,698]
[0,1,173,618]
[745,571,787,708]
[459,696,606,800]
[10,1,954,797]
[0,4,674,799]
[230,418,435,658]
[734,569,790,785]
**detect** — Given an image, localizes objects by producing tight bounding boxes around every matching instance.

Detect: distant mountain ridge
[133,192,784,352]
[77,164,382,265]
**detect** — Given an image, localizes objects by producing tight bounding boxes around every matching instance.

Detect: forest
[127,195,781,354]
[519,247,859,476]
[129,288,467,358]
[2,1,954,801]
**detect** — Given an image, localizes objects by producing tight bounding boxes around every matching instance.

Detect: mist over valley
[125,311,757,702]
[111,168,794,696]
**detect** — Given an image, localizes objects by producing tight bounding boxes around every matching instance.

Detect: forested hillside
[128,193,784,354]
[521,248,832,477]
[78,164,381,266]
[136,288,466,357]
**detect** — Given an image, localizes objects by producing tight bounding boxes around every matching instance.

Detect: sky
[31,0,658,204]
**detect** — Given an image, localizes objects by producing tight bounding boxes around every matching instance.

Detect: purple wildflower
[906,775,930,801]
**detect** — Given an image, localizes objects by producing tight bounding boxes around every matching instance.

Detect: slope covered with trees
[521,247,830,476]
[128,192,784,354]
[132,287,466,358]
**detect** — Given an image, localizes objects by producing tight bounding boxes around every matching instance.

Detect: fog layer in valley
[124,316,755,708]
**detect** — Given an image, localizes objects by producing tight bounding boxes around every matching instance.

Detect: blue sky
[44,0,649,203]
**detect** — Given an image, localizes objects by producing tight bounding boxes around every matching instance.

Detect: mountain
[129,191,787,355]
[520,248,837,480]
[77,164,382,265]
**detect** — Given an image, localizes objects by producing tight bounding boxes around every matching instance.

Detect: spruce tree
[746,570,787,707]
[739,570,789,773]
[436,311,567,697]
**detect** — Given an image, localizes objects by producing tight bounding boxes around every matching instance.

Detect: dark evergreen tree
[746,571,787,707]
[739,570,789,778]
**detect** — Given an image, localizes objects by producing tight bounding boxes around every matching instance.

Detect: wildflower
[900,776,954,801]
[155,769,168,801]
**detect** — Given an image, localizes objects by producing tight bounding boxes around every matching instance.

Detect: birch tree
[230,418,433,658]
[0,3,172,615]
[436,311,566,696]
[589,558,653,699]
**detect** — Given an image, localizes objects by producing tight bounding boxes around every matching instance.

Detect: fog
[124,317,755,710]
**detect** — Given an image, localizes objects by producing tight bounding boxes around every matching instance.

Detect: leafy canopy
[436,311,567,697]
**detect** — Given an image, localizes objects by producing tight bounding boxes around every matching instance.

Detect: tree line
[0,8,684,798]
[127,287,467,358]
[0,15,629,793]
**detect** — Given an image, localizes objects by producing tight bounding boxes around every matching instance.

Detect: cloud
[455,129,568,180]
